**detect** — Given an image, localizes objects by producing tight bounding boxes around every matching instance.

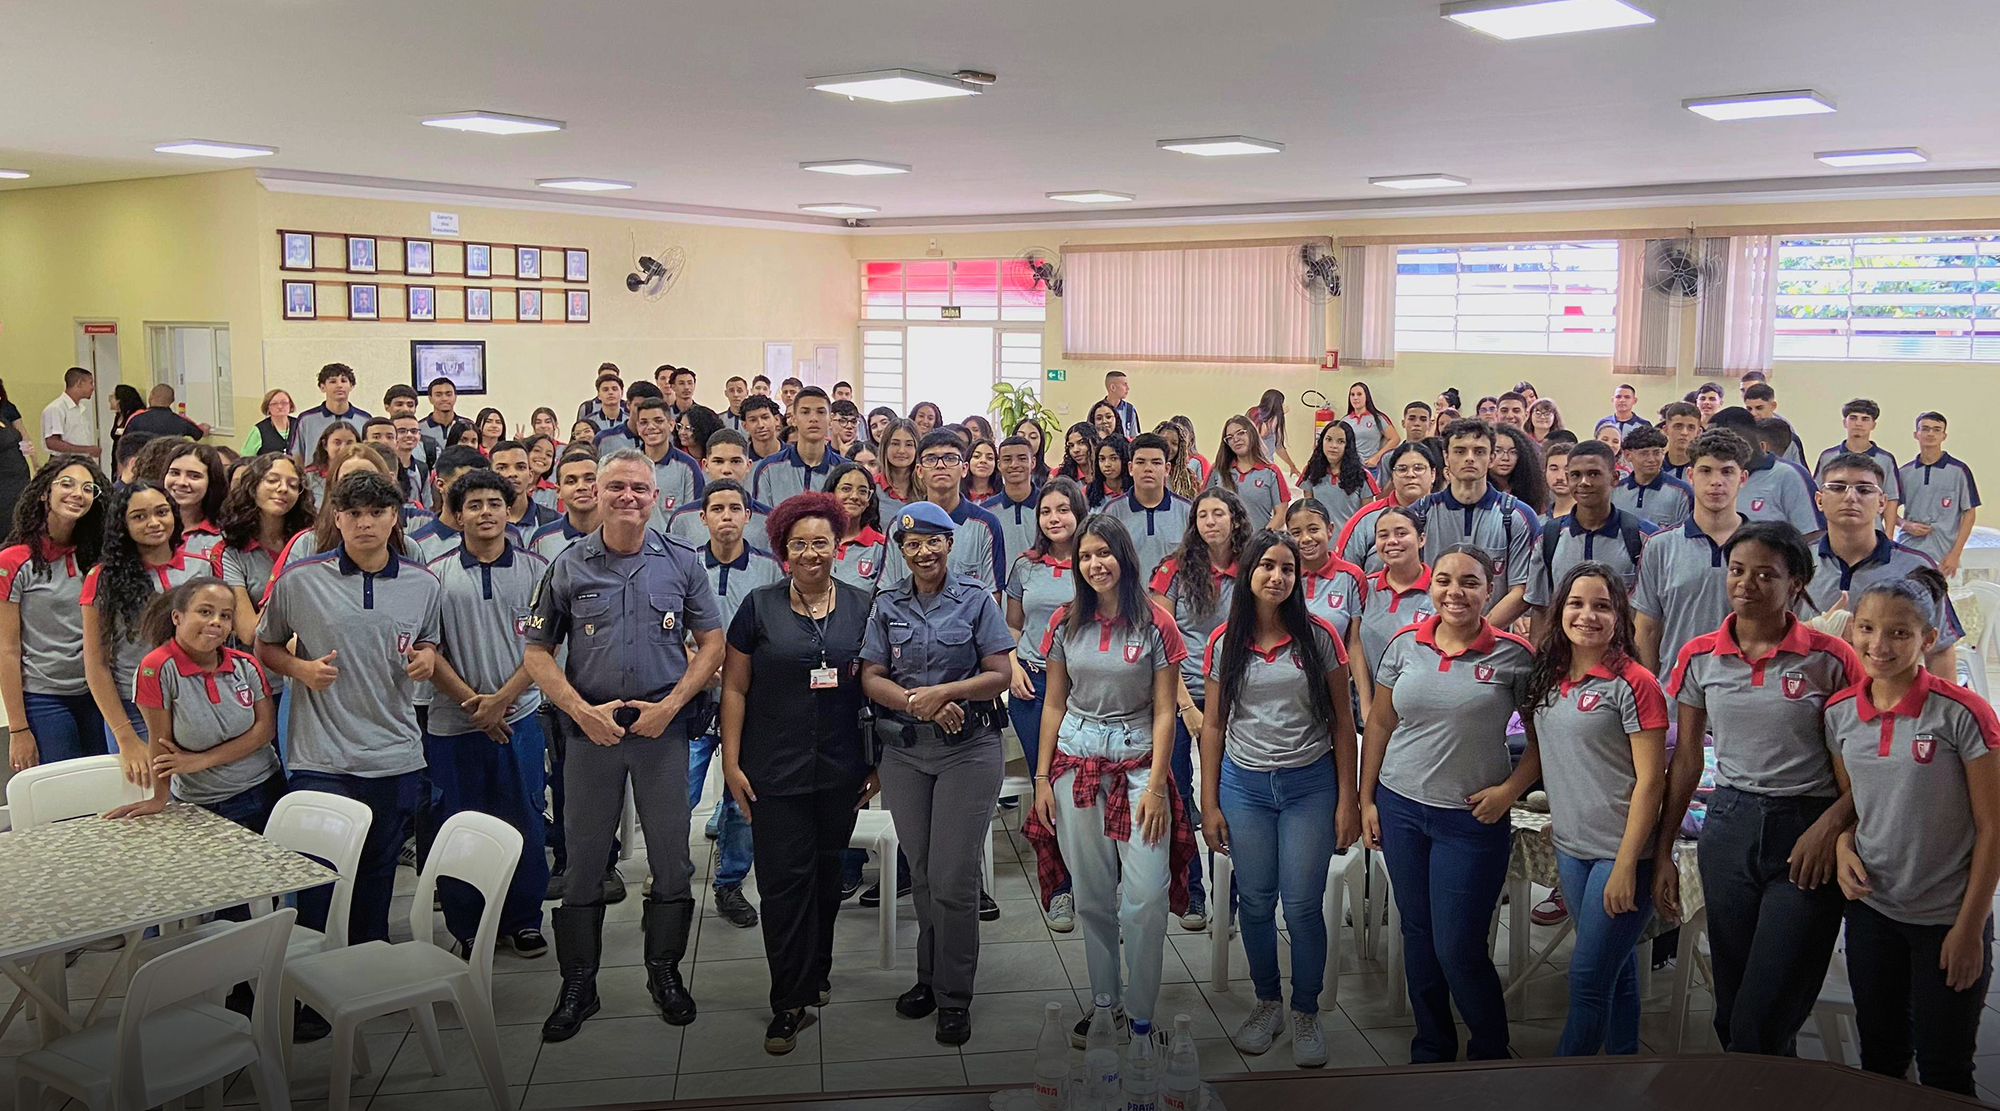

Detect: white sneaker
[1046,891,1076,933]
[1290,1010,1327,1068]
[1231,999,1285,1055]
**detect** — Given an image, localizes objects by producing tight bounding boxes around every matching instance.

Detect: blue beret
[893,501,957,540]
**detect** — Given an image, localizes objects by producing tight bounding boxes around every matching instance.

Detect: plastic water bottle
[1083,993,1122,1110]
[1160,1014,1201,1111]
[1122,1020,1159,1111]
[1033,1001,1069,1111]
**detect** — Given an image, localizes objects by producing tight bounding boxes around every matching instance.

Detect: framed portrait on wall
[517,246,542,281]
[347,236,376,273]
[283,281,316,319]
[465,286,493,322]
[410,340,486,395]
[517,288,541,322]
[282,232,314,271]
[404,239,433,276]
[407,285,437,322]
[566,290,590,322]
[565,249,588,282]
[466,243,492,279]
[349,283,379,320]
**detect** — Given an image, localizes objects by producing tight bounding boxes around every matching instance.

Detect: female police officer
[860,500,1014,1046]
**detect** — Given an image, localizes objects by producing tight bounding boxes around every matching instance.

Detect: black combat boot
[540,903,603,1042]
[643,896,697,1025]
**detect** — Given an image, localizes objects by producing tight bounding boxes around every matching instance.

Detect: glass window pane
[1775,233,2000,362]
[1394,241,1618,354]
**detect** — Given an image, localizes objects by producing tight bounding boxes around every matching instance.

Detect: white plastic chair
[1666,906,1716,1051]
[282,811,521,1111]
[1812,941,1860,1067]
[983,774,1036,894]
[1320,848,1378,1010]
[849,807,900,971]
[4,755,147,829]
[1959,581,2000,700]
[14,909,297,1111]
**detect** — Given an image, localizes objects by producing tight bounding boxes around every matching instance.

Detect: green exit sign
[1045,367,1067,382]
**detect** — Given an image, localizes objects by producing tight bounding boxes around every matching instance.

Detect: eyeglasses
[900,534,951,553]
[920,454,964,468]
[52,476,101,497]
[1822,481,1883,498]
[1390,465,1431,478]
[785,538,835,556]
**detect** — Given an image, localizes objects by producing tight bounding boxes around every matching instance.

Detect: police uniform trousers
[555,708,694,907]
[875,723,1003,1009]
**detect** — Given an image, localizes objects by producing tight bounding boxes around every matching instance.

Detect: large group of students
[4,357,1995,1093]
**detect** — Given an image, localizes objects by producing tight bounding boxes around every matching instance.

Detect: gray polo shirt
[1302,555,1367,636]
[0,542,89,696]
[1814,441,1902,502]
[1374,616,1534,810]
[1531,657,1669,861]
[424,541,549,736]
[750,445,848,508]
[1336,495,1401,573]
[1007,553,1074,669]
[529,516,593,564]
[182,521,224,564]
[1633,514,1743,680]
[1301,474,1380,535]
[219,540,284,610]
[407,518,526,565]
[1416,487,1540,604]
[981,488,1039,572]
[1667,614,1862,796]
[641,448,704,523]
[879,498,1007,592]
[1358,566,1434,679]
[1611,472,1695,530]
[1044,603,1186,731]
[1524,508,1659,608]
[860,573,1014,705]
[666,500,771,553]
[135,642,279,805]
[1208,464,1290,527]
[257,546,442,777]
[1738,453,1823,534]
[703,544,784,627]
[831,526,889,591]
[81,551,213,700]
[1150,556,1238,702]
[525,528,722,706]
[1203,618,1346,770]
[1896,452,1980,564]
[290,403,371,461]
[1809,532,1963,652]
[593,424,639,455]
[1828,671,2000,925]
[1101,489,1192,583]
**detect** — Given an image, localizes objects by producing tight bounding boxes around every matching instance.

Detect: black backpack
[1540,510,1645,596]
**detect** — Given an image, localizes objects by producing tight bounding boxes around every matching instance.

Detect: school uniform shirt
[1202,618,1347,770]
[874,475,919,525]
[1611,472,1695,530]
[1523,508,1659,609]
[216,540,283,612]
[1373,615,1535,810]
[1599,414,1651,438]
[1302,553,1368,636]
[1809,532,1963,652]
[1896,452,1981,565]
[1209,463,1289,527]
[1301,472,1381,535]
[665,500,772,553]
[859,573,1016,710]
[980,487,1039,572]
[257,546,443,778]
[1041,602,1187,731]
[702,545,784,627]
[1667,614,1862,797]
[830,526,889,592]
[424,541,549,736]
[180,519,225,563]
[749,444,847,508]
[1532,657,1669,861]
[1335,495,1403,574]
[1416,487,1540,604]
[529,516,593,564]
[879,498,1008,592]
[592,422,639,455]
[418,415,470,459]
[636,448,704,525]
[1662,456,1691,483]
[1813,442,1903,503]
[1007,552,1074,669]
[1632,514,1743,681]
[1358,565,1435,679]
[0,541,89,695]
[524,528,722,706]
[1100,489,1191,583]
[1826,670,2000,925]
[529,479,559,516]
[1737,452,1823,534]
[1344,414,1391,464]
[134,642,279,806]
[407,518,528,565]
[79,551,211,700]
[576,400,627,429]
[1150,556,1238,703]
[289,404,372,461]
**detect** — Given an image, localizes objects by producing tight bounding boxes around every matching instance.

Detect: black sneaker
[765,1008,809,1055]
[715,885,760,929]
[506,928,550,958]
[936,1007,971,1046]
[895,982,936,1020]
[603,867,627,905]
[979,891,1000,922]
[839,877,862,903]
[859,879,913,908]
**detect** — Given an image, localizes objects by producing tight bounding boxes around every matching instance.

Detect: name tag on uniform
[810,666,839,689]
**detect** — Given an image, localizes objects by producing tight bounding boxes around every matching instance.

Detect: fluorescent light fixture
[535,177,635,191]
[0,169,28,180]
[1683,90,1836,121]
[809,69,980,103]
[798,202,880,215]
[800,159,911,176]
[422,111,565,135]
[1441,0,1653,39]
[153,139,276,159]
[1156,136,1284,157]
[1815,147,1929,168]
[1370,174,1472,190]
[1046,190,1135,204]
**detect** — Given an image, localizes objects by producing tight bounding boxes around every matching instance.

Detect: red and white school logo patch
[1942,497,1954,508]
[1750,498,1767,512]
[1124,642,1143,663]
[1329,593,1345,610]
[1914,734,1938,764]
[1577,691,1603,712]
[858,559,874,577]
[396,631,412,653]
[514,615,529,636]
[1781,671,1807,699]
[233,684,254,709]
[1474,663,1496,682]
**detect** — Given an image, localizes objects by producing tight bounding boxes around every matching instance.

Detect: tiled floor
[10,783,2000,1110]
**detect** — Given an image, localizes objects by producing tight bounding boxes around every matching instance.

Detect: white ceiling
[6,0,1999,223]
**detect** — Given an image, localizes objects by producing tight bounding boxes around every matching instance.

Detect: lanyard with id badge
[796,583,841,690]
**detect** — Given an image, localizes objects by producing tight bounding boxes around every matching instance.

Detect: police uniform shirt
[181,520,225,563]
[1357,565,1435,679]
[1101,490,1192,584]
[1301,473,1380,536]
[1896,452,1981,565]
[1202,618,1347,770]
[1809,532,1963,653]
[1208,464,1290,528]
[1148,556,1238,702]
[860,573,1014,715]
[1041,602,1187,731]
[79,550,211,699]
[704,545,784,627]
[1302,554,1368,636]
[830,527,888,591]
[1813,442,1903,502]
[1611,472,1695,530]
[424,541,550,736]
[725,579,873,795]
[1373,615,1535,810]
[0,542,89,695]
[1531,658,1670,861]
[749,445,849,509]
[290,404,372,460]
[645,448,705,521]
[880,499,1008,592]
[1523,508,1659,608]
[981,488,1039,572]
[666,501,771,553]
[1667,613,1862,796]
[218,540,283,610]
[257,546,442,777]
[1007,552,1074,669]
[134,642,278,806]
[1632,514,1742,680]
[1826,670,2000,926]
[525,528,722,706]
[1738,453,1823,534]
[1335,495,1400,574]
[1416,487,1540,603]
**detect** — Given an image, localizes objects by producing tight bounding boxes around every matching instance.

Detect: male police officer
[525,449,725,1041]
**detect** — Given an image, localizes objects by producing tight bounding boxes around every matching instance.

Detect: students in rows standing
[1710,407,1822,538]
[1813,398,1900,532]
[1337,441,1439,573]
[1298,420,1380,535]
[1418,419,1538,626]
[1211,415,1290,529]
[825,463,889,591]
[1897,411,1979,577]
[1811,452,1962,678]
[1612,426,1694,529]
[1657,521,1862,1056]
[1101,432,1191,580]
[669,429,768,550]
[2,456,110,771]
[1352,505,1434,725]
[880,430,1007,595]
[750,387,846,506]
[1525,441,1658,642]
[1287,498,1368,648]
[1634,429,1753,677]
[1828,571,2000,1095]
[1199,529,1357,1067]
[1361,543,1538,1063]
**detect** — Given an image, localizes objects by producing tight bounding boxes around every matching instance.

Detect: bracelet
[8,726,28,735]
[1033,775,1050,781]
[1147,787,1168,799]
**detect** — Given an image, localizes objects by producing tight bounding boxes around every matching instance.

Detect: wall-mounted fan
[1296,243,1341,304]
[625,240,686,301]
[1011,247,1064,298]
[1646,236,1719,304]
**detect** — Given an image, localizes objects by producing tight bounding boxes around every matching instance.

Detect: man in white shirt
[40,366,100,459]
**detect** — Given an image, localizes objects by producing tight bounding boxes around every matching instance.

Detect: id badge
[809,666,840,690]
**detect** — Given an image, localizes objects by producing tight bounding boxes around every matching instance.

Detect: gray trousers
[875,725,1003,1009]
[557,710,693,907]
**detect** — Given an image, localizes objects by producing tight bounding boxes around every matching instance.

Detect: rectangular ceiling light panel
[1442,0,1654,39]
[809,70,980,102]
[1683,90,1836,121]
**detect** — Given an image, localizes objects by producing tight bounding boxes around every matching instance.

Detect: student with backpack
[1524,442,1658,643]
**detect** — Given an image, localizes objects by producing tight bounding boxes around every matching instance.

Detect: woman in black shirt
[721,490,875,1056]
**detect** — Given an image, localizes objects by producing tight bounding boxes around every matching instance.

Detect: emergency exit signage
[1045,368,1066,382]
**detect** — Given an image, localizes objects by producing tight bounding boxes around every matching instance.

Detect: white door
[903,326,994,423]
[72,321,119,449]
[146,324,233,435]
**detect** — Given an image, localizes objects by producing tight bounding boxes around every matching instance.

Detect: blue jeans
[1171,720,1208,906]
[687,729,753,890]
[1216,753,1338,1012]
[1375,785,1512,1062]
[1554,851,1655,1055]
[103,697,146,748]
[427,715,551,938]
[23,691,106,763]
[286,769,422,945]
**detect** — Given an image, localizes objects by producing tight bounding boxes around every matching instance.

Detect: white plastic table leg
[1208,850,1233,991]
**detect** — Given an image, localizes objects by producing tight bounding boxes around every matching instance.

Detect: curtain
[1062,242,1322,363]
[1339,244,1397,369]
[1613,238,1678,376]
[1695,235,1778,377]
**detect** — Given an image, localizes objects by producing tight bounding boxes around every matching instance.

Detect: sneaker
[1531,893,1568,927]
[1071,1007,1128,1050]
[505,928,549,958]
[1290,1009,1328,1068]
[398,838,418,869]
[979,890,1000,922]
[715,885,760,928]
[602,867,627,905]
[1231,999,1285,1055]
[764,1008,809,1055]
[1045,892,1076,933]
[838,876,862,903]
[1178,896,1210,931]
[998,796,1021,811]
[859,879,912,908]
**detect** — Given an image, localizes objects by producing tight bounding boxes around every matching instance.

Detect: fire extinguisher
[1304,389,1335,440]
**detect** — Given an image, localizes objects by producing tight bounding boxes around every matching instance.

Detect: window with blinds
[1061,241,1325,364]
[1775,234,2000,361]
[1394,242,1619,355]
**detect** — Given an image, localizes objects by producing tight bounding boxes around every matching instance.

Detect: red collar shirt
[1668,614,1862,796]
[1374,615,1534,810]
